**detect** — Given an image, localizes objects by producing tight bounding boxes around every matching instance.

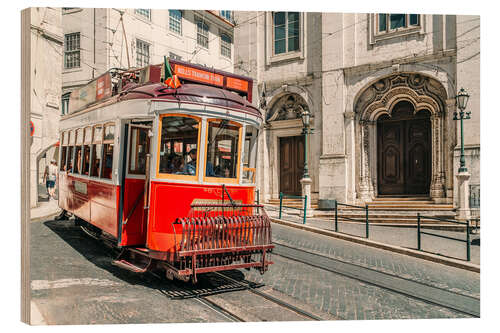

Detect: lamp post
[454,88,471,173]
[299,106,313,218]
[454,88,471,222]
[300,107,311,179]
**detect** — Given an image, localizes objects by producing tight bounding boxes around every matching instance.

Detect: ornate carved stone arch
[353,73,448,201]
[264,84,314,122]
[266,92,309,122]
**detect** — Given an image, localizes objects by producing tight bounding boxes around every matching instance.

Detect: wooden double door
[279,136,304,196]
[377,103,431,195]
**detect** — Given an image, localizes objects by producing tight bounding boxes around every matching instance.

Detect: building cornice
[342,49,456,76]
[30,24,63,45]
[203,10,235,28]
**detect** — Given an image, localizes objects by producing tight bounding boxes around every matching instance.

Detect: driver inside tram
[184,149,215,177]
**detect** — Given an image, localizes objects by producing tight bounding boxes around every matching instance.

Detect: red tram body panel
[57,59,272,282]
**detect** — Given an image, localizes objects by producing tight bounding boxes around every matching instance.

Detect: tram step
[112,249,151,273]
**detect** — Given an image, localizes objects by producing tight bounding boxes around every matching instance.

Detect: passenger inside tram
[172,155,185,174]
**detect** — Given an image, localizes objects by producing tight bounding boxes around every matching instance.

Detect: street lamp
[454,88,471,173]
[300,107,311,179]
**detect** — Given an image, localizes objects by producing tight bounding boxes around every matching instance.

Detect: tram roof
[120,82,262,119]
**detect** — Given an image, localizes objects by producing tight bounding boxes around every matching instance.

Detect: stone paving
[241,223,480,320]
[28,197,480,323]
[29,219,230,324]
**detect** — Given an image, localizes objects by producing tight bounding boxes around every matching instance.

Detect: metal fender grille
[172,204,273,282]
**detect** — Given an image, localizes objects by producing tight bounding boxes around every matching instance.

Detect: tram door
[120,123,152,246]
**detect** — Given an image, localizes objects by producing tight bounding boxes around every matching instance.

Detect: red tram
[58,59,273,282]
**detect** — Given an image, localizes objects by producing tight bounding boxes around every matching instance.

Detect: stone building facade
[29,7,63,208]
[234,12,480,209]
[61,8,236,108]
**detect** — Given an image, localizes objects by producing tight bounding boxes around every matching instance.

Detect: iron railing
[417,213,471,261]
[278,192,308,224]
[333,200,369,238]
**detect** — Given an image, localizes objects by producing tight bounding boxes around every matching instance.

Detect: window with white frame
[273,12,300,55]
[136,39,150,67]
[377,14,420,33]
[169,52,182,60]
[220,33,232,58]
[64,33,80,69]
[220,11,233,23]
[196,18,209,48]
[61,92,71,115]
[135,9,151,20]
[169,10,182,35]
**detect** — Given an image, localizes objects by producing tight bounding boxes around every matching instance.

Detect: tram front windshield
[159,116,199,175]
[158,116,242,180]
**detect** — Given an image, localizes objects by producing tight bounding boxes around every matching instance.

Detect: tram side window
[90,125,103,178]
[242,126,258,184]
[129,127,149,175]
[60,131,67,171]
[159,116,199,176]
[82,127,92,175]
[66,130,75,172]
[206,120,241,179]
[74,128,83,174]
[102,124,114,179]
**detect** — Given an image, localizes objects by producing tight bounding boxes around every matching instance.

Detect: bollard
[417,213,421,251]
[279,192,283,220]
[365,204,369,239]
[466,220,471,261]
[303,195,307,224]
[334,200,338,232]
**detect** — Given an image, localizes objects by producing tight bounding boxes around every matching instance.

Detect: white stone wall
[62,9,235,93]
[453,15,480,206]
[234,11,323,201]
[30,8,63,207]
[213,12,481,207]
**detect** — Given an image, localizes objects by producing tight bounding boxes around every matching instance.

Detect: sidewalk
[30,198,61,221]
[265,205,480,271]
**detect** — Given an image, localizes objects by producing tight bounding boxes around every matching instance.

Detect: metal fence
[333,200,370,238]
[417,213,471,261]
[278,192,308,224]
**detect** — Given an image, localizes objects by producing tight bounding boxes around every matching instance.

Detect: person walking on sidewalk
[43,159,58,200]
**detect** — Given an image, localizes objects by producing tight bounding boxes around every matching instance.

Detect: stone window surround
[169,9,183,35]
[134,9,152,22]
[265,12,306,65]
[64,32,81,69]
[195,16,210,49]
[368,13,425,45]
[135,38,151,67]
[220,30,232,58]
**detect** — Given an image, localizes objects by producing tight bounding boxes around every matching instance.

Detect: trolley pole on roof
[118,10,130,68]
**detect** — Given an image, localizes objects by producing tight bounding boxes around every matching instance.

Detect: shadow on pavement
[43,219,251,296]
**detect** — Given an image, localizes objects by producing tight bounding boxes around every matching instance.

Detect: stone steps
[267,196,457,225]
[316,197,456,225]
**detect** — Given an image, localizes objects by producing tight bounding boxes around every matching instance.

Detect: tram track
[148,269,329,322]
[78,221,323,322]
[212,271,326,321]
[272,242,480,318]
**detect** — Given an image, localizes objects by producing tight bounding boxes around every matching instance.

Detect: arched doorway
[352,73,448,202]
[265,92,310,197]
[377,101,431,195]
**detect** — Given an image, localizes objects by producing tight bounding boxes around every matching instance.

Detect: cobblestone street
[29,215,479,324]
[242,223,479,320]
